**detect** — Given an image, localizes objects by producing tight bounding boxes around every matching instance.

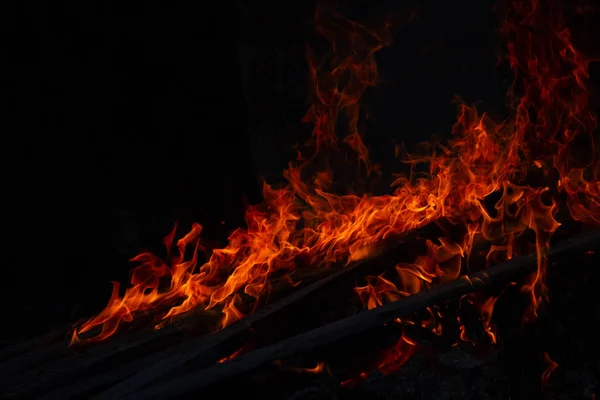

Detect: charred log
[104,229,600,399]
[0,223,439,399]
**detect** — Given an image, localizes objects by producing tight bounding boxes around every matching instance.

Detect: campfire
[2,0,599,399]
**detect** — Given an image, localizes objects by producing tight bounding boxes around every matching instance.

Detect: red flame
[541,351,559,390]
[72,0,599,368]
[377,334,417,375]
[274,360,328,375]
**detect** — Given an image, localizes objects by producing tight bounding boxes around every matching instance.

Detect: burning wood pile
[1,0,599,398]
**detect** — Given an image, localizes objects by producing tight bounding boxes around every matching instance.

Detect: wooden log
[0,264,334,381]
[3,224,439,399]
[0,325,75,378]
[0,268,320,398]
[0,322,73,361]
[119,229,600,400]
[0,253,350,394]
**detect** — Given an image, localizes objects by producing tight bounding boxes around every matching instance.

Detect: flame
[340,372,369,389]
[340,332,417,388]
[72,0,599,359]
[376,335,417,376]
[274,360,328,375]
[457,294,500,345]
[541,351,559,390]
[220,293,245,330]
[217,343,253,364]
[355,275,407,310]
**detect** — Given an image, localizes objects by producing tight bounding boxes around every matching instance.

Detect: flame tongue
[72,0,599,347]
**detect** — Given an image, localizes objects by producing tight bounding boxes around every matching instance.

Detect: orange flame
[340,333,417,388]
[376,335,417,376]
[541,351,559,390]
[457,294,500,345]
[274,360,328,375]
[217,342,253,364]
[72,0,599,352]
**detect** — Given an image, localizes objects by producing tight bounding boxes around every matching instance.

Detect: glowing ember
[217,343,253,364]
[274,360,328,375]
[72,0,599,369]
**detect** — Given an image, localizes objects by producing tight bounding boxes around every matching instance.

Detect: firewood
[116,229,600,400]
[0,322,73,361]
[0,255,344,394]
[1,223,439,399]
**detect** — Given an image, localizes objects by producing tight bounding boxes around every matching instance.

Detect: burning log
[112,229,600,400]
[0,224,438,400]
[81,225,441,400]
[0,267,325,389]
[1,0,596,398]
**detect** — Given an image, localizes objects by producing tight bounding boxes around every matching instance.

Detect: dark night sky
[4,0,263,340]
[4,0,595,342]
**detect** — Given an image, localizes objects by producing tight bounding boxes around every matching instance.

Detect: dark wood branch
[0,256,339,396]
[120,229,600,400]
[0,266,330,385]
[71,225,437,400]
[2,223,438,399]
[0,325,75,378]
[0,322,73,362]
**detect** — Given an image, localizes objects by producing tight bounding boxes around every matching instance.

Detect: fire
[217,343,253,364]
[377,334,417,375]
[274,360,328,375]
[72,4,599,383]
[340,332,417,388]
[541,351,559,390]
[458,294,500,345]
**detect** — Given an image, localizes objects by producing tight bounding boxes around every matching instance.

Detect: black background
[3,0,597,342]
